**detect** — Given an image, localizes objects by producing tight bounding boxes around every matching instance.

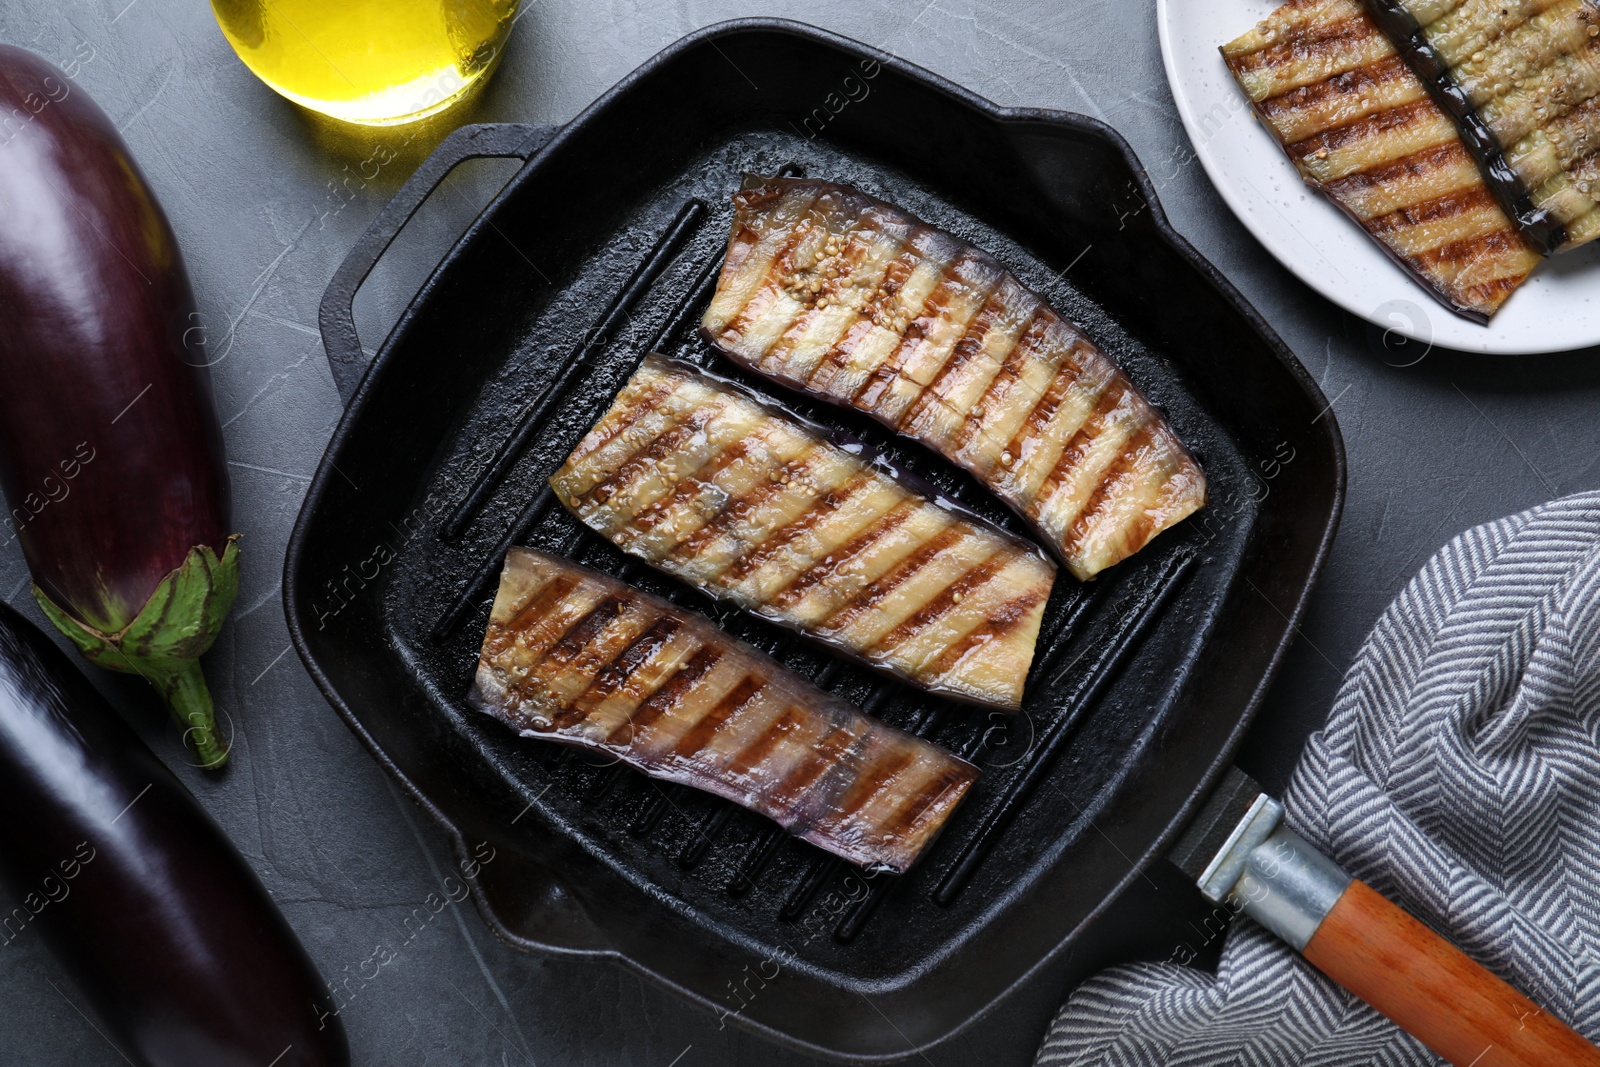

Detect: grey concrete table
[2,2,1597,1065]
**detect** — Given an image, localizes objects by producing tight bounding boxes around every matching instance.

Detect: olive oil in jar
[211,0,517,126]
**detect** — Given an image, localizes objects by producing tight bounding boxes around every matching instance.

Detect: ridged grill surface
[370,132,1257,978]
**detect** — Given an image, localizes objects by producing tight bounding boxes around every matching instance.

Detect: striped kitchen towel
[1038,491,1600,1066]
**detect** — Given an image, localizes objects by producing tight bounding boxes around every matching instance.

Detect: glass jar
[211,0,518,126]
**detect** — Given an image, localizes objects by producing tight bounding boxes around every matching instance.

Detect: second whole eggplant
[0,45,238,767]
[0,597,347,1066]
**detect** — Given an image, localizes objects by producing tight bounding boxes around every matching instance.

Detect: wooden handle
[1302,879,1600,1066]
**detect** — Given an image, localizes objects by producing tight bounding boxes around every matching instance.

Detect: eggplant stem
[148,658,229,769]
[30,537,240,771]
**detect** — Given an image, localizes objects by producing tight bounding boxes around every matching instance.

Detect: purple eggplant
[0,597,347,1066]
[0,45,238,766]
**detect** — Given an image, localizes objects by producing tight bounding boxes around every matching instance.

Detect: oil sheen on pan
[470,547,979,873]
[698,176,1207,582]
[550,355,1056,711]
[1222,0,1544,321]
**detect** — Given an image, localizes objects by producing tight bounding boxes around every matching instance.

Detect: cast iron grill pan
[287,20,1343,1063]
[397,141,1238,968]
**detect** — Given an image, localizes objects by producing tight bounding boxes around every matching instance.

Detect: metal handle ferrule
[1236,824,1352,950]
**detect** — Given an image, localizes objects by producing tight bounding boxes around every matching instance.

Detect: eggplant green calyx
[33,535,242,770]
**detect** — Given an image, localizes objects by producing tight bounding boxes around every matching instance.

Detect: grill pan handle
[318,122,559,405]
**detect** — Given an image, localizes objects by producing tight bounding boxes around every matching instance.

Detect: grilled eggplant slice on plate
[471,548,978,873]
[550,355,1056,711]
[1223,0,1544,322]
[698,177,1206,583]
[1363,0,1600,254]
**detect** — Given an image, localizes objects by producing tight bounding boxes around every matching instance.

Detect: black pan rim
[285,16,1347,1063]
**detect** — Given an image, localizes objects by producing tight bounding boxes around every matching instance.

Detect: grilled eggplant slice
[698,178,1206,582]
[1224,0,1544,321]
[1364,0,1600,254]
[550,355,1056,710]
[471,548,978,873]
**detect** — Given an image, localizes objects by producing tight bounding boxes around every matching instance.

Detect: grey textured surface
[0,2,1597,1065]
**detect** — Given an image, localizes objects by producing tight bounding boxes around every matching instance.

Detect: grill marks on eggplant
[550,355,1055,709]
[471,548,978,872]
[1224,0,1544,321]
[699,179,1206,581]
[1364,0,1600,252]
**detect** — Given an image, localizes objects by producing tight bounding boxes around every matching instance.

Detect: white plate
[1156,0,1600,355]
